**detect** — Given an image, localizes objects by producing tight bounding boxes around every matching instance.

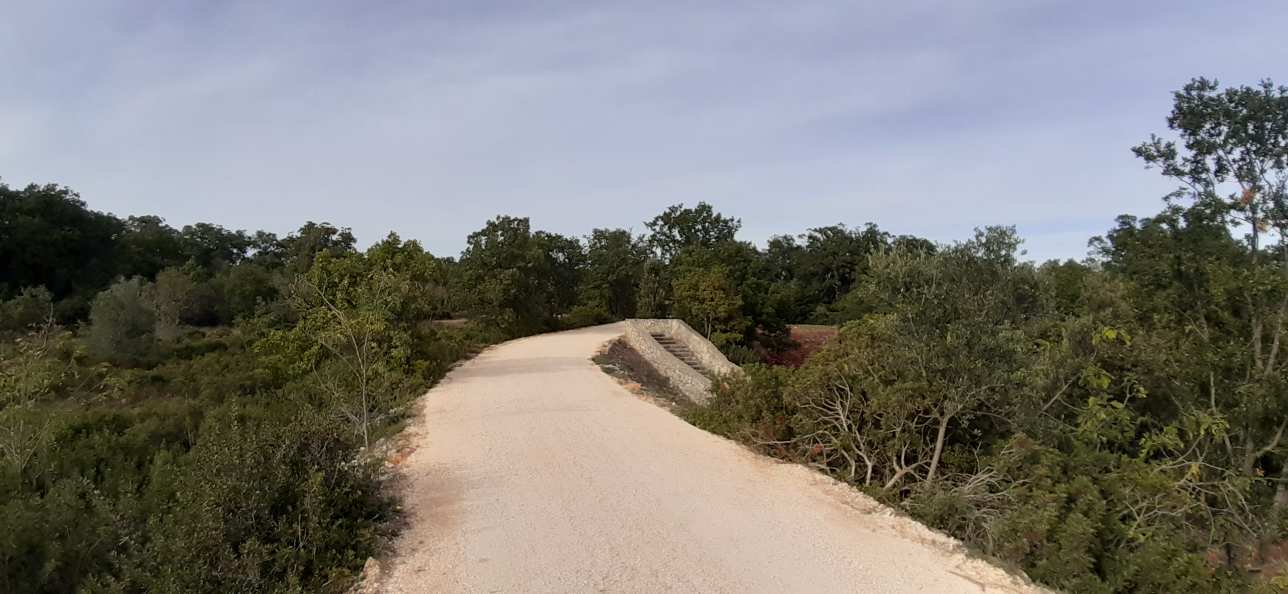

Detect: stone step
[650,332,706,371]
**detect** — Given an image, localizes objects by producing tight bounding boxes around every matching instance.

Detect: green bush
[1,287,54,334]
[684,364,793,447]
[85,278,157,366]
[561,303,613,329]
[0,240,490,592]
[0,327,421,594]
[111,406,390,594]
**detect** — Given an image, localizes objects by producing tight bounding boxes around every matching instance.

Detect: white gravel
[378,323,1044,594]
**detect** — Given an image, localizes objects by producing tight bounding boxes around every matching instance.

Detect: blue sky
[3,1,1286,261]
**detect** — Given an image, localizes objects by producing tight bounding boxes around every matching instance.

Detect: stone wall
[622,319,741,404]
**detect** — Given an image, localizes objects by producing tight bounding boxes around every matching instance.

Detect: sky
[2,1,1286,262]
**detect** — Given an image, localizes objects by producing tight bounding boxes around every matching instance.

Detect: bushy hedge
[686,230,1286,593]
[0,243,489,593]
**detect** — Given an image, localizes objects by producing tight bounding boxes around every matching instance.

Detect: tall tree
[0,183,122,301]
[116,215,186,280]
[671,265,745,345]
[1133,78,1288,259]
[275,222,358,275]
[645,202,740,262]
[797,224,889,306]
[579,228,648,319]
[178,223,252,273]
[150,267,196,340]
[1131,77,1288,505]
[534,231,586,316]
[811,227,1034,485]
[458,216,574,336]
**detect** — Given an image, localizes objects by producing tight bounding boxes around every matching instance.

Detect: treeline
[452,206,935,357]
[688,78,1288,592]
[0,178,930,593]
[0,185,925,349]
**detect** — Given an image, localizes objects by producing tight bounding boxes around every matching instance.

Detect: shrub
[85,278,157,366]
[218,263,280,322]
[113,406,390,594]
[151,268,196,340]
[562,304,612,329]
[0,287,54,334]
[684,364,793,447]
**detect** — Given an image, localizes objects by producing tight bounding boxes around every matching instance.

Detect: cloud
[2,1,1286,261]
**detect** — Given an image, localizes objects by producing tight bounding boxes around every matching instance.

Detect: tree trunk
[1243,434,1257,477]
[926,412,952,484]
[360,367,371,449]
[1274,464,1288,512]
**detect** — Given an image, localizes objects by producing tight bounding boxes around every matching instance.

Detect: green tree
[797,224,890,307]
[671,265,745,345]
[289,273,402,449]
[215,262,280,322]
[0,318,72,411]
[580,229,648,318]
[635,258,671,319]
[116,215,186,280]
[151,268,196,340]
[274,221,358,275]
[1130,77,1288,506]
[365,232,453,321]
[458,216,577,336]
[645,202,740,262]
[534,231,585,316]
[259,240,448,449]
[797,228,1035,488]
[673,239,780,344]
[0,183,122,301]
[85,278,157,365]
[763,224,894,322]
[1132,78,1288,257]
[0,287,54,335]
[177,223,252,273]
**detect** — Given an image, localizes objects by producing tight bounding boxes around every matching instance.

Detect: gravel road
[379,323,1041,594]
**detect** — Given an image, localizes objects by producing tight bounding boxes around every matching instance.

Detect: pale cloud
[2,1,1286,262]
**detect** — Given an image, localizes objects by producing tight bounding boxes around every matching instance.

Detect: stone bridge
[622,318,741,404]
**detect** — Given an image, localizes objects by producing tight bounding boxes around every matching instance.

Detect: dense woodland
[2,78,1287,593]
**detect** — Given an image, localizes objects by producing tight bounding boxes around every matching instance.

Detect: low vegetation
[685,79,1288,593]
[1,76,1286,593]
[0,226,491,593]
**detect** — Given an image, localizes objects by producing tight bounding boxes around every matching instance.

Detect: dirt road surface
[379,323,1040,594]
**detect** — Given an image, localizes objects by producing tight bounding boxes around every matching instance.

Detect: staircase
[651,332,706,373]
[625,319,740,405]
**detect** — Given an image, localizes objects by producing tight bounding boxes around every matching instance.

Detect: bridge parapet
[622,319,740,404]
